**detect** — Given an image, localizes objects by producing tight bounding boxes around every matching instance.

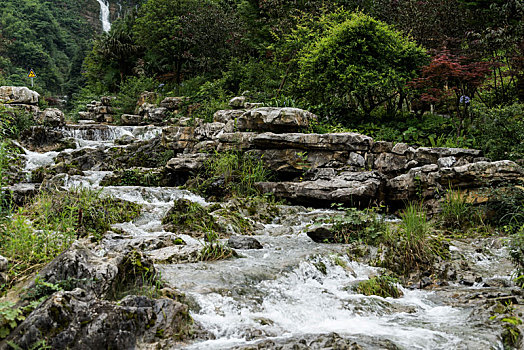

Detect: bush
[161,199,222,235]
[509,233,524,288]
[292,10,427,120]
[471,103,524,161]
[439,189,479,232]
[114,76,158,115]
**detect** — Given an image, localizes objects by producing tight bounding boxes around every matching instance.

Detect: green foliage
[0,187,142,289]
[320,206,387,244]
[439,189,479,232]
[509,233,524,288]
[198,230,234,262]
[471,103,524,161]
[483,186,524,234]
[355,275,403,298]
[199,150,272,198]
[114,76,158,115]
[0,141,13,215]
[292,10,428,119]
[0,105,35,139]
[0,0,94,95]
[161,199,222,235]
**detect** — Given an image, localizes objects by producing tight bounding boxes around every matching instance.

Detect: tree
[133,0,241,83]
[293,11,428,119]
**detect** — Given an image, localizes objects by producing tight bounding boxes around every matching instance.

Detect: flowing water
[22,124,509,349]
[96,0,111,32]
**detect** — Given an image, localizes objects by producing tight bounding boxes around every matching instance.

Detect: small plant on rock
[355,275,403,298]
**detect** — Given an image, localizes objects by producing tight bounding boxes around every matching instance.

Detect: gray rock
[147,245,201,264]
[245,102,264,109]
[37,108,65,127]
[306,226,335,243]
[213,109,245,124]
[166,153,209,173]
[229,96,247,109]
[120,114,142,126]
[256,171,385,206]
[160,96,187,110]
[438,156,457,168]
[227,236,263,249]
[253,132,373,152]
[0,255,8,272]
[6,183,38,206]
[161,126,196,151]
[3,288,192,350]
[349,152,366,167]
[0,86,40,104]
[237,107,317,133]
[138,103,169,125]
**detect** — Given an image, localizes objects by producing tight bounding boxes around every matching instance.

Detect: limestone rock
[217,132,257,151]
[136,91,158,111]
[0,86,40,104]
[160,96,187,110]
[438,160,524,187]
[213,109,245,124]
[227,236,263,249]
[147,245,201,264]
[306,226,335,243]
[137,103,169,125]
[162,126,196,151]
[256,171,385,206]
[6,183,38,206]
[229,96,246,109]
[166,153,209,174]
[3,288,192,350]
[0,254,8,272]
[237,107,317,133]
[37,108,65,127]
[253,132,373,152]
[121,114,142,126]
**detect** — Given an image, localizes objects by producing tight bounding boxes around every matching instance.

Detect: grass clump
[355,275,403,298]
[198,230,234,262]
[509,232,524,288]
[191,150,272,200]
[378,202,448,276]
[161,199,223,236]
[0,187,142,290]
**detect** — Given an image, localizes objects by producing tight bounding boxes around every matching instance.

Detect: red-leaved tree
[409,50,493,135]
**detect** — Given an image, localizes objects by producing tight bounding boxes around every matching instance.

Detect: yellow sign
[28,69,37,78]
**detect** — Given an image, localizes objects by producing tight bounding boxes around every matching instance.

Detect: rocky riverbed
[1,87,523,349]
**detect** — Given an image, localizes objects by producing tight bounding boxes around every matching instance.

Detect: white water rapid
[20,123,509,349]
[96,0,111,32]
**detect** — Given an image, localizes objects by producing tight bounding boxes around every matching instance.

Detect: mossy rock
[161,199,224,237]
[355,275,403,298]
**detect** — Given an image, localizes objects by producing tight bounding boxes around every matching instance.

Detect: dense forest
[70,0,524,160]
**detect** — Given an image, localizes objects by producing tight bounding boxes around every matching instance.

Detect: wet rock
[21,126,73,152]
[3,288,192,350]
[114,134,136,145]
[0,86,39,104]
[229,96,247,109]
[237,108,317,133]
[147,245,201,264]
[306,226,335,243]
[227,236,263,250]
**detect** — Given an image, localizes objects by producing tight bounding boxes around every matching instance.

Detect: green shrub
[483,186,524,234]
[509,233,524,288]
[198,150,272,198]
[292,10,427,120]
[355,275,403,298]
[198,230,234,262]
[114,76,158,115]
[471,103,524,161]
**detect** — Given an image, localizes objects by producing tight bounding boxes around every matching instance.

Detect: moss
[355,275,403,298]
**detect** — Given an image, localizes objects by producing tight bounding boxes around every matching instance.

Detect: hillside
[0,0,141,96]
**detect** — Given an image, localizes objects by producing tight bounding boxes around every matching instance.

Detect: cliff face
[84,0,143,33]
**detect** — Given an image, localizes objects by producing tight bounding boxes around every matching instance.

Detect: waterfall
[96,0,111,32]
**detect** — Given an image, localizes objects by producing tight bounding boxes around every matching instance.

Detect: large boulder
[160,96,188,110]
[237,107,317,133]
[3,289,192,350]
[137,103,169,125]
[213,109,245,124]
[0,86,39,105]
[253,132,373,152]
[37,108,65,127]
[256,171,385,206]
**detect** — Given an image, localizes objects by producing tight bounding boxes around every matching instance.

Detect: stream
[20,122,511,349]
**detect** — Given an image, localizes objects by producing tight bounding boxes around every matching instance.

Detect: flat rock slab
[237,107,317,133]
[253,132,373,152]
[0,86,40,105]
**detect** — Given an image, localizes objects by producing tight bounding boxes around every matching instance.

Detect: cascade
[96,0,111,32]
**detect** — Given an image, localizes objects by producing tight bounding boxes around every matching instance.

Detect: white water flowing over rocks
[20,123,509,349]
[96,0,111,32]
